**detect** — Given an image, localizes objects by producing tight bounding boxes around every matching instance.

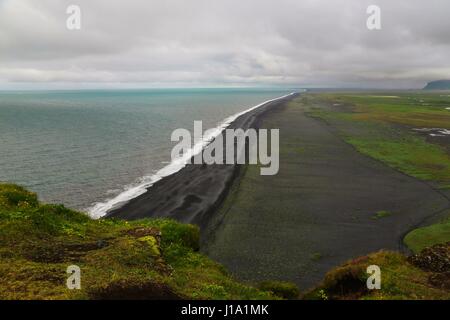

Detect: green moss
[310,252,323,261]
[372,210,393,220]
[346,135,450,183]
[0,184,39,208]
[258,281,300,300]
[404,216,450,253]
[137,236,161,256]
[0,183,276,300]
[149,219,200,251]
[305,250,450,300]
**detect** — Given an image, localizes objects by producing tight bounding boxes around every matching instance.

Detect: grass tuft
[258,281,300,300]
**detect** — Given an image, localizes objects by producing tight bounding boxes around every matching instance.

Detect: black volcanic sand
[202,97,450,290]
[107,93,298,228]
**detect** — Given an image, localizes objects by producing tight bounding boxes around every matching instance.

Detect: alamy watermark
[366,265,381,290]
[171,121,279,175]
[66,265,81,290]
[66,5,81,30]
[65,4,382,31]
[367,5,381,30]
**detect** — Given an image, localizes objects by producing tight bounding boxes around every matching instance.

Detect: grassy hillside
[4,182,446,300]
[0,183,282,300]
[305,246,449,300]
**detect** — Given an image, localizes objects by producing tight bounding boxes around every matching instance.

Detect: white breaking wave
[413,127,450,137]
[86,92,296,219]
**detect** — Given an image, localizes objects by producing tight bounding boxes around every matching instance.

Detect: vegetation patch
[372,210,393,220]
[345,135,450,183]
[310,252,323,261]
[404,216,450,253]
[0,183,277,300]
[258,281,300,300]
[304,248,450,300]
[304,93,450,185]
[407,242,450,273]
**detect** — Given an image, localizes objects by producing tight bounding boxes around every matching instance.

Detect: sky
[0,0,449,90]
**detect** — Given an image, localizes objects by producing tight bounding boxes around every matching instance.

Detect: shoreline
[87,92,296,219]
[106,92,298,227]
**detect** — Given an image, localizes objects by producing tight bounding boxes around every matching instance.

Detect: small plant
[318,289,328,300]
[372,210,392,220]
[258,280,300,300]
[311,252,323,261]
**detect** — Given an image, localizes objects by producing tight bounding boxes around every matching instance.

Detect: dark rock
[407,242,450,273]
[428,272,450,290]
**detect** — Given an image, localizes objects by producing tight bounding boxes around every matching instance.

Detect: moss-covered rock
[407,242,450,273]
[304,249,450,300]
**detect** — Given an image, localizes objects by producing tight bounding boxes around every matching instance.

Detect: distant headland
[423,80,450,90]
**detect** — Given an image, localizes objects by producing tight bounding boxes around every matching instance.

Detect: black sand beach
[108,93,449,289]
[107,93,298,229]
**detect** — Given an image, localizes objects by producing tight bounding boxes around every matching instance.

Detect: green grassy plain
[305,92,450,251]
[307,92,450,186]
[404,215,450,253]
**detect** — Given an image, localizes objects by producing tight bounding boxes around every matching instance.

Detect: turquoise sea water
[0,88,292,216]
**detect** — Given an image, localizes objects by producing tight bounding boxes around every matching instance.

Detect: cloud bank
[1,0,449,89]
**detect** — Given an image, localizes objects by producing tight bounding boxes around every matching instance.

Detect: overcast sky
[0,0,449,90]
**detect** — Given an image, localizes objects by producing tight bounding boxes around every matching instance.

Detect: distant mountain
[423,80,450,90]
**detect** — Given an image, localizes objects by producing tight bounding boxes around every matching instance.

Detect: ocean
[0,88,293,218]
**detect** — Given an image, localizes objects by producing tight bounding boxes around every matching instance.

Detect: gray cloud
[1,0,449,89]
